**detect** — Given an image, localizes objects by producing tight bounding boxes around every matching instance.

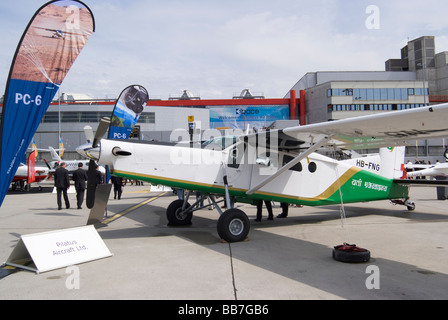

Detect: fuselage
[13,163,48,182]
[96,138,409,206]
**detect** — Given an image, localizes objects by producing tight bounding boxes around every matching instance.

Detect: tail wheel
[217,208,250,243]
[406,200,415,211]
[166,199,192,226]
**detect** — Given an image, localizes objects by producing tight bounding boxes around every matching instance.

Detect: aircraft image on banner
[77,103,448,243]
[32,26,90,40]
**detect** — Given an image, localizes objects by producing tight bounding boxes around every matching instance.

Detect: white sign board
[150,185,172,192]
[5,225,112,274]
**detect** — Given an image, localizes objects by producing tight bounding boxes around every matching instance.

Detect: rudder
[379,147,406,179]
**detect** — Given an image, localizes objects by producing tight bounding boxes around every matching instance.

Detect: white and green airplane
[78,104,448,242]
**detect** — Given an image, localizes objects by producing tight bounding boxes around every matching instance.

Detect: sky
[1,0,448,100]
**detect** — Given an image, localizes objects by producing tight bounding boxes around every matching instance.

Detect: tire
[407,202,416,211]
[166,199,192,226]
[217,208,250,242]
[332,243,370,263]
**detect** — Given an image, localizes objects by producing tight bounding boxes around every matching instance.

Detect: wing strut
[246,136,331,195]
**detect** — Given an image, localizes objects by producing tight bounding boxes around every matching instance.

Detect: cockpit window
[202,135,238,151]
[227,142,246,168]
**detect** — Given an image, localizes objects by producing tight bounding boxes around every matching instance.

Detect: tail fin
[379,147,406,179]
[49,146,62,162]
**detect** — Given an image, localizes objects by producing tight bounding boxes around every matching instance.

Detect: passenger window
[308,162,317,173]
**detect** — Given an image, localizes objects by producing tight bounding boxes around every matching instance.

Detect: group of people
[55,165,291,218]
[53,162,106,210]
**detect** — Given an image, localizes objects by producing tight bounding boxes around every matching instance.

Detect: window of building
[41,111,155,124]
[139,112,155,124]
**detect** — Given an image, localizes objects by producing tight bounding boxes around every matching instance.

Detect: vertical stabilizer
[49,146,62,162]
[379,147,406,179]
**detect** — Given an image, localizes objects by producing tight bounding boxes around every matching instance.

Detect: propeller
[43,158,51,170]
[86,117,110,209]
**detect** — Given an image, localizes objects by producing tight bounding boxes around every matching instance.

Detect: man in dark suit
[72,162,88,209]
[54,162,70,210]
[95,165,104,185]
[111,175,124,200]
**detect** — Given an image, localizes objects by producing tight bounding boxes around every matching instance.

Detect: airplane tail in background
[49,147,62,162]
[379,147,406,180]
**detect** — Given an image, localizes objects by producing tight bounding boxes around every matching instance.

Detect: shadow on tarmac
[95,195,448,299]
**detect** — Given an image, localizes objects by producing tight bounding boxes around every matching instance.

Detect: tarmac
[0,181,447,300]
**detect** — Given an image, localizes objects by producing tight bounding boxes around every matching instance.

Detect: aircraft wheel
[217,208,250,243]
[406,201,416,211]
[166,199,192,226]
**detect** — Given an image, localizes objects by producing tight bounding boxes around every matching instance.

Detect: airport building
[20,35,448,162]
[286,36,448,161]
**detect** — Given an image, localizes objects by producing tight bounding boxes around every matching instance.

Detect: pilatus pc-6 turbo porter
[78,104,448,242]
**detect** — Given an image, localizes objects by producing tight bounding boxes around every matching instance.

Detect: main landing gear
[165,191,250,243]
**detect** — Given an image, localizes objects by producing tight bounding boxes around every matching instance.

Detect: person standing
[255,200,273,221]
[95,165,104,185]
[111,175,124,200]
[54,162,70,210]
[277,202,289,218]
[72,163,88,209]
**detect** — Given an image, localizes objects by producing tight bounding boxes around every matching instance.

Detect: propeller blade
[43,158,51,170]
[92,117,111,148]
[86,159,97,209]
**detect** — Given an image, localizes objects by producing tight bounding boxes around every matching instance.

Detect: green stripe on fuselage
[113,167,408,207]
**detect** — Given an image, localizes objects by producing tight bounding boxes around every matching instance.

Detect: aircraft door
[249,149,280,191]
[225,141,252,190]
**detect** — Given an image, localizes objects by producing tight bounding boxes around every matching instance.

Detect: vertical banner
[108,85,149,140]
[0,0,95,207]
[27,151,37,184]
[58,137,65,158]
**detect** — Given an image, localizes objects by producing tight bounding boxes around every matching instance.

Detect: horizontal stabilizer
[394,179,448,187]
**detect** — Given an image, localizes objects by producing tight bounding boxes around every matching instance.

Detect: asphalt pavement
[0,182,447,300]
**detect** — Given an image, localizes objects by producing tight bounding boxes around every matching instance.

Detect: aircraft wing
[407,163,448,178]
[281,103,448,150]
